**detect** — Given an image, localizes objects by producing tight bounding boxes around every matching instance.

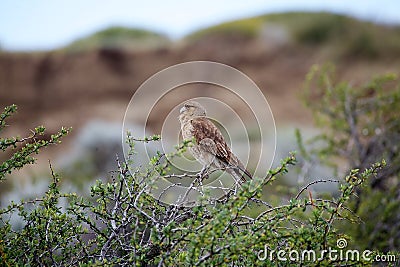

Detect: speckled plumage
[179,100,252,183]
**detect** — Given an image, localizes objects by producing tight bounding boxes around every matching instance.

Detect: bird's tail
[226,159,252,184]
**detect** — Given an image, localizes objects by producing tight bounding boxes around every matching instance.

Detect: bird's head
[179,101,206,122]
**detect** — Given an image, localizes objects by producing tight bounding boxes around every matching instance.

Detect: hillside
[64,26,170,52]
[187,12,400,59]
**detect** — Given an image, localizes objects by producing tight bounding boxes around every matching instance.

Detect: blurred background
[1,0,400,252]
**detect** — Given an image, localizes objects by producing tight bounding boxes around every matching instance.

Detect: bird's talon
[197,171,208,180]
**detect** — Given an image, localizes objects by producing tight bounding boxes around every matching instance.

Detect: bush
[0,104,390,266]
[0,105,69,181]
[295,15,347,45]
[303,64,400,253]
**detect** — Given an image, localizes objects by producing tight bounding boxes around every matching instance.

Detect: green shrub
[295,15,348,45]
[0,103,387,265]
[303,64,400,253]
[0,104,69,181]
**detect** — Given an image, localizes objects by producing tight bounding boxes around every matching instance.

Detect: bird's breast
[181,121,194,140]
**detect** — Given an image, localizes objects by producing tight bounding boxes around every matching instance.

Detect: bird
[178,100,252,184]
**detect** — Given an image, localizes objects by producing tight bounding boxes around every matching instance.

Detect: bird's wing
[190,117,231,163]
[190,117,252,182]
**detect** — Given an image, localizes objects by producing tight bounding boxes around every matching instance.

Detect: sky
[1,0,400,51]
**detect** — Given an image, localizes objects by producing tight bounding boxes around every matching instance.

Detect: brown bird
[178,100,252,183]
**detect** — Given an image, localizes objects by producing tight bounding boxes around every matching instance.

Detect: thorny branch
[1,135,379,266]
[74,149,362,265]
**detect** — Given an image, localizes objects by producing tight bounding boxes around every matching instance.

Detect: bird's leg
[196,166,208,188]
[198,165,210,180]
